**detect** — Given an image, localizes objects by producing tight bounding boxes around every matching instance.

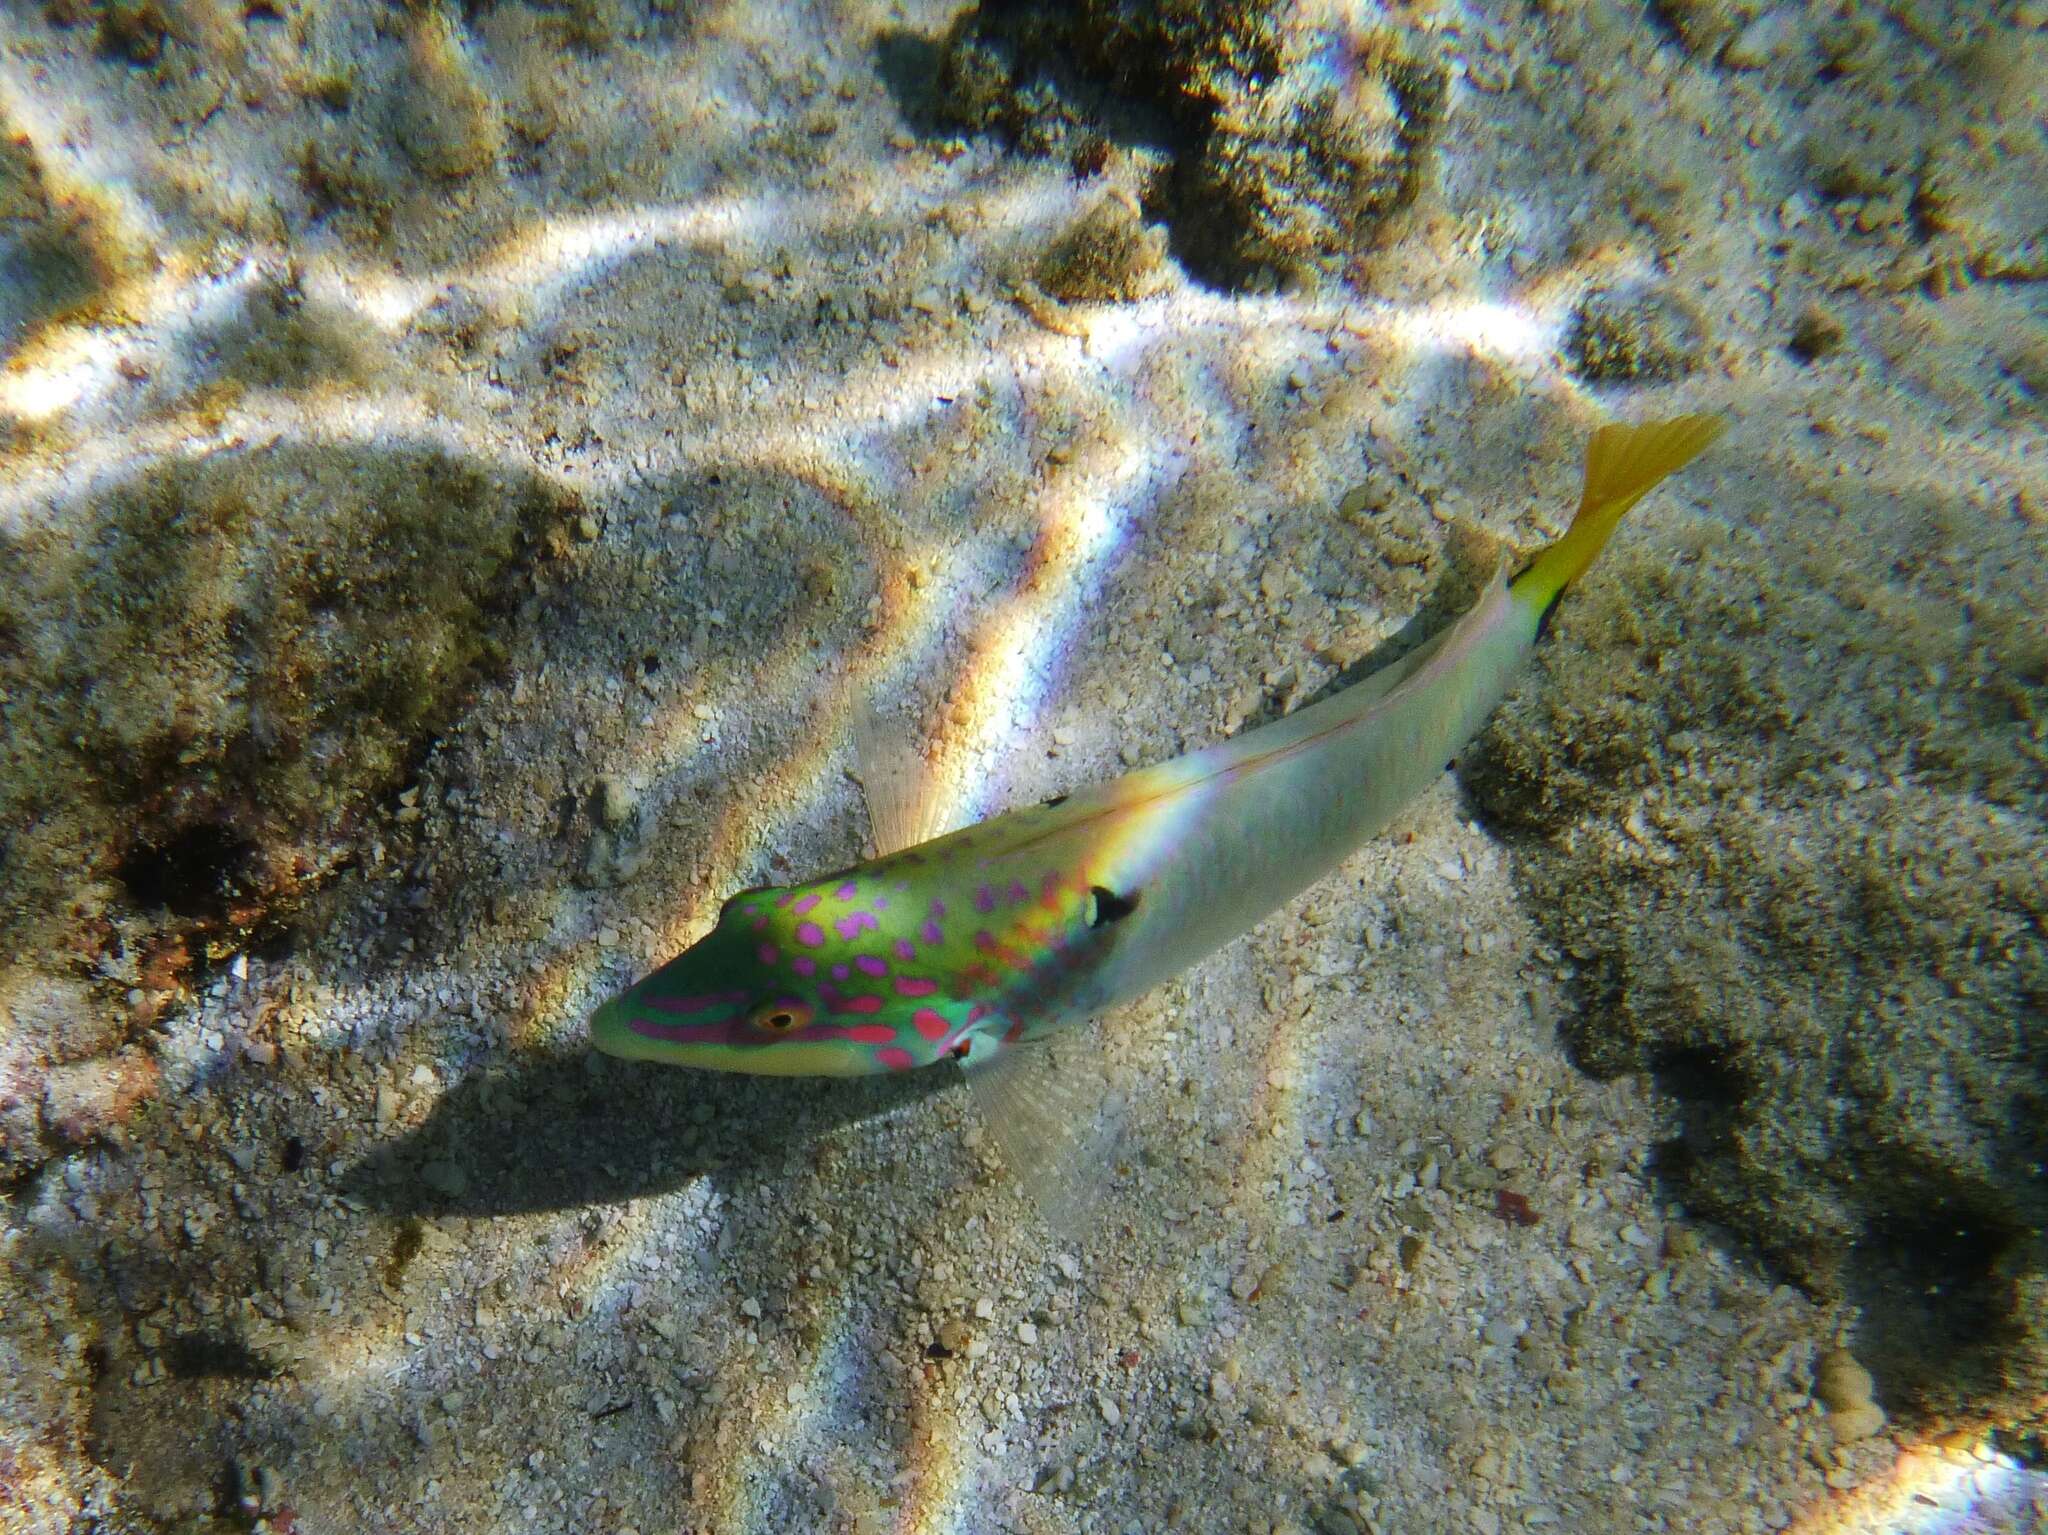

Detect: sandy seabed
[1,1,2043,1531]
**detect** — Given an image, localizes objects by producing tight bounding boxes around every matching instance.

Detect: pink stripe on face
[796,921,826,947]
[631,1018,726,1041]
[855,954,889,977]
[876,1046,914,1071]
[911,1007,949,1041]
[645,990,748,1015]
[894,975,937,997]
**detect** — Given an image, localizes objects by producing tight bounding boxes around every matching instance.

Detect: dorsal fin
[849,705,955,856]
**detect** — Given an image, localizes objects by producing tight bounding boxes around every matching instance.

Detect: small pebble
[595,775,636,829]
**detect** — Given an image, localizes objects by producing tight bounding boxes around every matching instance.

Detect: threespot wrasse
[591,416,1724,1217]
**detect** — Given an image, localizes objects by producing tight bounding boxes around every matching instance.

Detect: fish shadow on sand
[343,1046,958,1219]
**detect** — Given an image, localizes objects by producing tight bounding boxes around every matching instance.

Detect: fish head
[588,880,978,1076]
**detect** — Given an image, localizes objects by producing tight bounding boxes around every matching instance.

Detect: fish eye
[747,999,812,1034]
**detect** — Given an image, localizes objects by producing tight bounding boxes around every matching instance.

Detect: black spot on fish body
[1087,885,1139,928]
[1043,794,1069,808]
[1534,586,1565,641]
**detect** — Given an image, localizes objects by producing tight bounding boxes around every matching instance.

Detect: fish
[590,414,1724,1216]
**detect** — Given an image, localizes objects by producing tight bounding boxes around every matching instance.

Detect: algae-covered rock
[1467,470,2048,1428]
[0,109,153,340]
[1566,283,1708,384]
[1032,191,1169,301]
[932,0,1443,287]
[0,441,579,1172]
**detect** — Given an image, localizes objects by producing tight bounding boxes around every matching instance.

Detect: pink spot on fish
[792,955,816,977]
[894,975,937,997]
[845,1024,894,1044]
[793,892,823,915]
[974,885,996,914]
[920,919,943,945]
[855,954,889,978]
[835,994,884,1015]
[894,938,917,961]
[929,898,947,919]
[1007,880,1029,903]
[835,880,859,899]
[757,943,779,967]
[834,911,879,941]
[912,1007,949,1041]
[973,930,996,952]
[967,1003,990,1024]
[831,963,850,981]
[646,990,748,1015]
[876,1046,915,1072]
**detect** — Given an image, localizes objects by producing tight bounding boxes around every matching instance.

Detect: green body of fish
[590,417,1722,1084]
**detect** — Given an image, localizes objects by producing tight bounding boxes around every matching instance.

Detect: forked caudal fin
[1513,414,1725,620]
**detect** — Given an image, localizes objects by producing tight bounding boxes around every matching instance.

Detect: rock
[1033,193,1170,302]
[41,1050,160,1147]
[578,777,647,888]
[1566,284,1708,383]
[418,1159,469,1198]
[1827,1401,1888,1442]
[1722,10,1793,69]
[1813,1348,1874,1411]
[1788,304,1845,362]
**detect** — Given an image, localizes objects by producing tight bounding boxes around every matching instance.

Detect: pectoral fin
[960,1035,1119,1237]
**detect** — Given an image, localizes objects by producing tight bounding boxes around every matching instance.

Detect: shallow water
[1,1,2043,1531]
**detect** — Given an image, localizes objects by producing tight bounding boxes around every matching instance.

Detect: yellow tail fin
[1516,414,1725,617]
